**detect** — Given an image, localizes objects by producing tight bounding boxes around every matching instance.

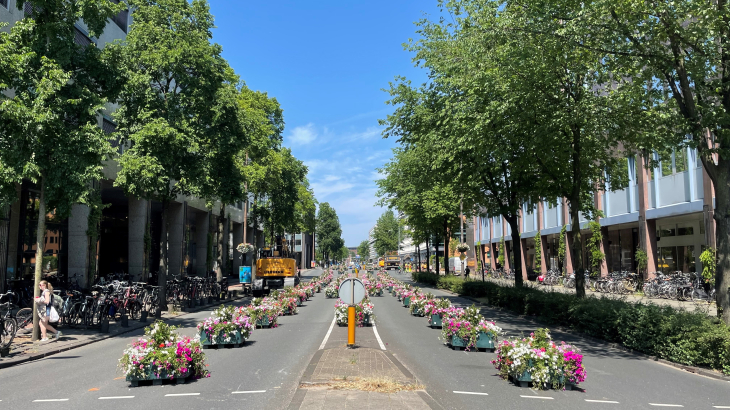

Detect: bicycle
[0,291,18,349]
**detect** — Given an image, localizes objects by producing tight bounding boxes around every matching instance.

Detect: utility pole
[460,194,465,276]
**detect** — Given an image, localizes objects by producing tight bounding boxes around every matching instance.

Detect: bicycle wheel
[1,318,17,348]
[15,308,33,330]
[128,301,142,320]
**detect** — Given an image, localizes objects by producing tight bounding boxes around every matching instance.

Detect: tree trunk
[31,177,46,341]
[569,202,586,298]
[713,162,730,322]
[443,219,450,275]
[217,202,225,282]
[425,237,430,273]
[416,243,421,272]
[158,198,170,312]
[435,236,440,276]
[207,211,214,276]
[505,214,524,288]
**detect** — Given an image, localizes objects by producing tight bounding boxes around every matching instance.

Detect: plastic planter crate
[430,314,442,328]
[476,332,495,350]
[256,316,273,328]
[403,296,411,307]
[451,335,467,350]
[126,369,189,387]
[200,329,244,348]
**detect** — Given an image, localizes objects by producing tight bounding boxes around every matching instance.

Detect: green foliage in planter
[498,237,505,266]
[586,221,604,274]
[635,248,648,280]
[558,225,567,274]
[700,247,717,287]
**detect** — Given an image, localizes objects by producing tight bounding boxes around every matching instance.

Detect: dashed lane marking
[319,315,336,350]
[714,407,730,409]
[33,399,69,402]
[99,396,134,400]
[372,324,386,350]
[453,391,488,396]
[585,400,620,404]
[232,390,267,394]
[648,405,683,407]
[520,395,554,400]
[164,393,200,397]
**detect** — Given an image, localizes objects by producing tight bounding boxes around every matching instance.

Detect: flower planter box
[403,297,410,307]
[476,332,496,351]
[362,314,371,326]
[296,299,303,307]
[411,308,423,316]
[256,317,273,328]
[451,335,467,350]
[430,314,442,328]
[511,371,532,388]
[127,369,189,387]
[377,289,383,296]
[200,329,244,348]
[387,286,393,292]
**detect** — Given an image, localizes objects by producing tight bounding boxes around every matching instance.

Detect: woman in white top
[35,280,61,342]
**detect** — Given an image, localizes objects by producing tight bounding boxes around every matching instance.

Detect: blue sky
[209,0,441,247]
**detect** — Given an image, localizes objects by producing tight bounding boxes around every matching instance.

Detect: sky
[208,0,441,247]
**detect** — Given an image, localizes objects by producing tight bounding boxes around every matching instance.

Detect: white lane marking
[33,399,69,402]
[453,391,488,396]
[585,400,620,404]
[648,405,683,408]
[520,395,554,400]
[372,324,386,351]
[714,407,730,409]
[319,315,336,350]
[165,393,200,397]
[232,390,267,394]
[99,396,135,400]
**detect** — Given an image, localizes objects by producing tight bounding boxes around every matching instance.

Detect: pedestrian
[35,280,61,342]
[465,266,470,280]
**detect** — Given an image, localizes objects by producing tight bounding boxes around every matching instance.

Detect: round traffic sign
[338,278,366,305]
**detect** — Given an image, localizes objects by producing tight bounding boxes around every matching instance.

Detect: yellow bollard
[347,305,356,347]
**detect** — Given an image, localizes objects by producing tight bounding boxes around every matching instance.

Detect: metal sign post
[338,278,365,348]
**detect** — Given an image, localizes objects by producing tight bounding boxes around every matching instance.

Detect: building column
[520,237,528,280]
[196,211,208,276]
[67,204,89,288]
[537,202,548,274]
[565,231,574,274]
[4,184,22,289]
[637,154,658,277]
[600,226,610,277]
[128,198,147,282]
[703,166,716,248]
[167,202,184,277]
[232,222,243,275]
[489,242,497,270]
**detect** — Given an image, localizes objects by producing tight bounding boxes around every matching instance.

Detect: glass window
[677,224,694,236]
[620,229,634,271]
[675,148,687,173]
[659,225,676,237]
[678,245,696,273]
[659,247,677,273]
[700,221,705,235]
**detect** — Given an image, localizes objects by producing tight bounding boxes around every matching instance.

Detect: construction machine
[252,235,298,297]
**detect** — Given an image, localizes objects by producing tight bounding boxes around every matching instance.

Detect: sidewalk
[0,280,249,369]
[288,319,438,410]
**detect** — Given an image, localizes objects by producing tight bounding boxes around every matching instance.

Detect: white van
[449,257,465,274]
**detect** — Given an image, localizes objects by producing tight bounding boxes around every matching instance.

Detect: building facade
[473,149,713,278]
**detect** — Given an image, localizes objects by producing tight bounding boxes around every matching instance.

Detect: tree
[373,210,399,256]
[567,0,730,322]
[357,240,370,263]
[316,202,344,266]
[0,0,124,339]
[110,0,229,311]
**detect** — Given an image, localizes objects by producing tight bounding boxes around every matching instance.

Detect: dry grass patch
[331,377,424,393]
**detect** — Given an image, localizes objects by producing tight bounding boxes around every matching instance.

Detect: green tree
[564,0,730,322]
[0,0,124,339]
[357,240,370,262]
[316,202,344,266]
[110,0,229,310]
[373,210,399,257]
[534,230,542,273]
[586,221,605,275]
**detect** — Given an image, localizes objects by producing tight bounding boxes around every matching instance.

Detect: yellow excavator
[252,235,298,297]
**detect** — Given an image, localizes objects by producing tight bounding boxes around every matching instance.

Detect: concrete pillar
[565,231,574,274]
[637,154,658,277]
[232,222,243,275]
[520,238,528,280]
[537,202,548,274]
[490,242,497,270]
[223,216,230,276]
[600,226,610,277]
[167,202,184,277]
[195,211,208,276]
[67,204,89,288]
[128,198,147,282]
[5,184,22,288]
[703,166,716,248]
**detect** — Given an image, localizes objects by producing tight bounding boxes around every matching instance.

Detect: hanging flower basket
[236,243,254,254]
[456,243,470,253]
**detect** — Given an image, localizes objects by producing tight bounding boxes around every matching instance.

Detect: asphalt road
[375,269,730,410]
[0,268,334,410]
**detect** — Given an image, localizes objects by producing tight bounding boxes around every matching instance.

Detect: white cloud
[345,126,382,142]
[323,175,341,182]
[288,123,317,145]
[311,181,355,198]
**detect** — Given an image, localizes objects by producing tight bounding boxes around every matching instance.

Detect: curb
[410,280,730,383]
[0,293,249,370]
